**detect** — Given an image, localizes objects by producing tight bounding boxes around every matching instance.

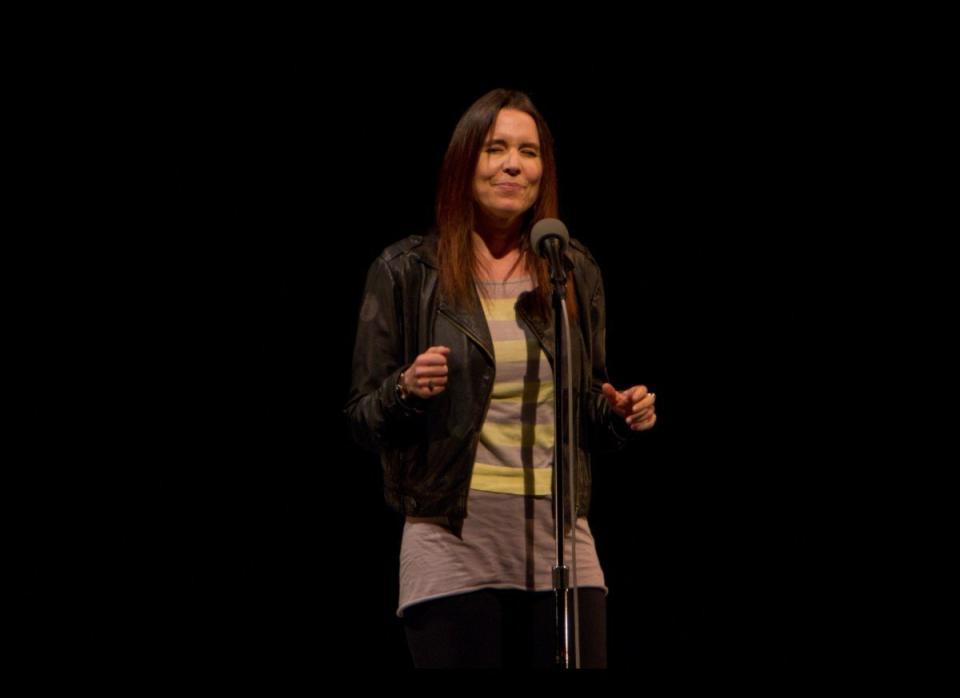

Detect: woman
[345,88,656,668]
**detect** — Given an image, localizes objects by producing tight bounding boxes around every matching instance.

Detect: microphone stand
[549,255,579,669]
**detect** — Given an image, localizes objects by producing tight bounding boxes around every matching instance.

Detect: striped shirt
[397,275,606,616]
[471,276,555,495]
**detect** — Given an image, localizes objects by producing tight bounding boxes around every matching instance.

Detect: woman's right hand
[402,346,451,399]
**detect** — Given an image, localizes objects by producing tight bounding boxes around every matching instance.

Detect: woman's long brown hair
[435,89,575,320]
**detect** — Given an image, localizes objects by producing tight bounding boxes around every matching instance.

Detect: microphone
[530,218,570,286]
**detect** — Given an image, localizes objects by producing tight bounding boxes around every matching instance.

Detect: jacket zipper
[515,305,553,363]
[437,307,495,517]
[437,308,495,364]
[516,303,584,514]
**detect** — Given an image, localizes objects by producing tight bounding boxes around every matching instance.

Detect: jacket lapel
[437,286,495,363]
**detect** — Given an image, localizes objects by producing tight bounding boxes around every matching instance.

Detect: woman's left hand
[601,383,656,432]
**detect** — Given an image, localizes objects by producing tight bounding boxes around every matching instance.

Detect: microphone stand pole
[550,262,575,669]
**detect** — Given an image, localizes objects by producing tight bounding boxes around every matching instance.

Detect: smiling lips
[492,182,524,192]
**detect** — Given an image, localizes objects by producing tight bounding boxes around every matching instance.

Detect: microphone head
[530,218,569,252]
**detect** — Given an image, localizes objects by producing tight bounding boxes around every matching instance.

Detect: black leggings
[402,588,607,669]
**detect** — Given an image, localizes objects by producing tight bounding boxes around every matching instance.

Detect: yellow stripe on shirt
[492,338,543,364]
[470,462,553,496]
[479,297,519,322]
[480,420,555,449]
[490,379,554,403]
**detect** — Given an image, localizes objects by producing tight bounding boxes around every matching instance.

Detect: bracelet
[396,370,410,402]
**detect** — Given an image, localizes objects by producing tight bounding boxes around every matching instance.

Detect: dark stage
[87,62,869,673]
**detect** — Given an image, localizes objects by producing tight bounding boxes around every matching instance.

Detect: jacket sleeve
[586,268,642,453]
[343,255,426,452]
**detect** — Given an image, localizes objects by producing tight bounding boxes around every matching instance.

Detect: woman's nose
[502,150,521,176]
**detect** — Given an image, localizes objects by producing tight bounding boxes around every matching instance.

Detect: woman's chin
[486,204,532,221]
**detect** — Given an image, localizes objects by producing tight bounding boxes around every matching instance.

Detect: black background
[86,50,882,673]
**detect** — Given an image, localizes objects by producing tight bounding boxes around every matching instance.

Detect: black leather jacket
[344,233,637,533]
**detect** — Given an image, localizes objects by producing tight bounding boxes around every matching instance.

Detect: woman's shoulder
[566,237,603,275]
[568,237,596,261]
[378,231,439,265]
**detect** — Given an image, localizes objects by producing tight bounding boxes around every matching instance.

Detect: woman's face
[472,108,542,226]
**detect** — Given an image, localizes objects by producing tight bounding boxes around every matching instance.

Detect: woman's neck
[473,229,520,259]
[473,208,524,253]
[473,230,526,281]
